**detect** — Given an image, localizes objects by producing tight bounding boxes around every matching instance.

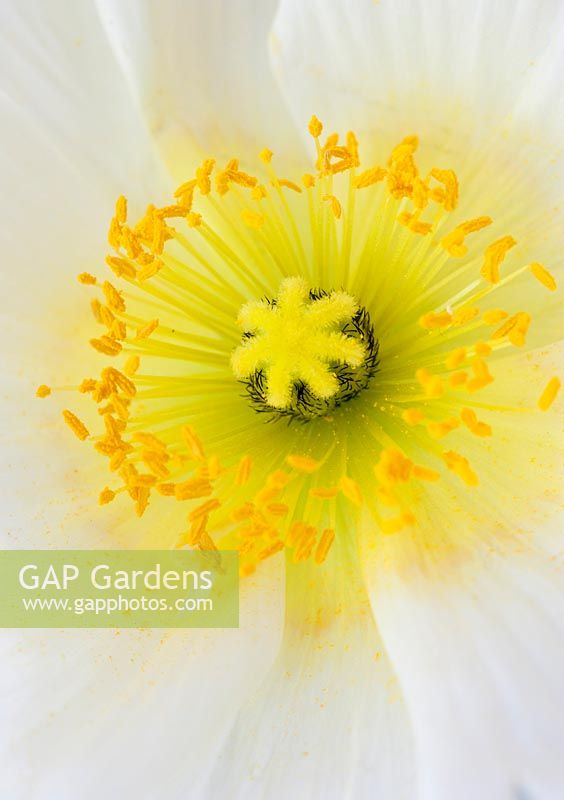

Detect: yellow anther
[426,417,460,438]
[259,148,273,163]
[156,204,191,220]
[99,487,116,505]
[251,185,268,200]
[387,136,419,198]
[442,450,479,486]
[381,512,415,534]
[108,216,122,249]
[451,307,480,326]
[78,272,97,285]
[480,236,517,284]
[538,377,561,411]
[173,178,197,207]
[135,319,159,340]
[308,115,323,138]
[102,281,126,313]
[420,310,452,329]
[412,465,440,482]
[123,355,140,376]
[474,341,492,357]
[196,159,215,195]
[416,368,444,398]
[529,262,557,291]
[186,212,202,228]
[138,259,163,281]
[483,308,509,325]
[62,409,90,441]
[339,475,363,506]
[460,407,492,437]
[105,256,136,279]
[398,211,433,235]
[440,216,492,257]
[293,526,317,562]
[135,486,150,517]
[174,478,213,501]
[36,384,51,398]
[314,528,335,564]
[445,347,467,370]
[346,131,359,163]
[467,357,494,392]
[90,336,122,356]
[355,166,387,189]
[78,379,96,393]
[115,195,128,224]
[286,454,320,473]
[402,408,425,425]
[323,194,342,219]
[111,319,127,340]
[450,371,468,387]
[131,431,167,451]
[232,277,365,409]
[156,483,176,497]
[257,540,285,562]
[188,498,220,522]
[277,178,302,193]
[492,311,531,347]
[241,209,264,228]
[375,448,413,485]
[430,168,459,211]
[90,299,103,323]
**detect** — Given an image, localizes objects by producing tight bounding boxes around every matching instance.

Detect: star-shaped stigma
[231,277,367,409]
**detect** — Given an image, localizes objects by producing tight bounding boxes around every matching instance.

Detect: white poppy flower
[1,1,563,799]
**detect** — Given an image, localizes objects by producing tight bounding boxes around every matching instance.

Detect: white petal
[0,560,285,799]
[0,0,169,313]
[205,568,415,799]
[366,539,564,800]
[271,0,564,142]
[95,0,300,171]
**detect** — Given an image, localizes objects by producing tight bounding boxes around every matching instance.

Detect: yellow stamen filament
[235,455,253,486]
[286,455,320,473]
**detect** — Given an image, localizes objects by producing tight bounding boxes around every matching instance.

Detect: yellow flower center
[38,115,560,576]
[231,277,378,419]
